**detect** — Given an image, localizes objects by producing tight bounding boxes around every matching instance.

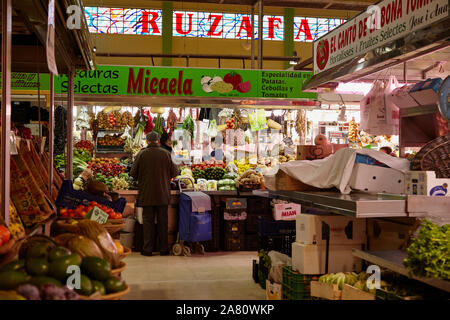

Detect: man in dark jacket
[130,132,178,256]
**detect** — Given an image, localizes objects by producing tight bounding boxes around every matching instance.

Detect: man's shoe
[141,251,152,257]
[160,251,170,256]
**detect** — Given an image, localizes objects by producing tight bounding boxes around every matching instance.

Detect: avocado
[49,253,82,281]
[75,275,93,296]
[103,276,126,294]
[26,243,52,260]
[81,256,111,281]
[28,276,62,288]
[48,246,72,262]
[26,258,50,276]
[0,271,30,290]
[91,280,106,295]
[0,259,26,273]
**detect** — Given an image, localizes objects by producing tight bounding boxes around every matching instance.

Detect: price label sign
[86,206,109,224]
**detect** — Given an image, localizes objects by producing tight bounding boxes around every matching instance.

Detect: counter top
[269,190,408,218]
[114,189,268,197]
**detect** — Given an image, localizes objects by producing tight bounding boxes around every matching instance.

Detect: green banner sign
[4,65,316,100]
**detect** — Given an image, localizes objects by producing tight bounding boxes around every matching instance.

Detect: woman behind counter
[160,131,173,153]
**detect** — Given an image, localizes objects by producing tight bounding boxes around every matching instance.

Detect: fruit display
[0,225,11,249]
[0,234,127,299]
[217,179,237,191]
[75,140,94,154]
[225,118,235,129]
[88,158,126,178]
[95,110,134,130]
[318,272,369,291]
[59,202,123,220]
[236,169,264,190]
[97,134,125,147]
[233,160,256,175]
[348,118,359,143]
[110,176,129,190]
[403,219,449,281]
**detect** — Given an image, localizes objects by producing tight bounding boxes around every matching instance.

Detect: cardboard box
[310,281,342,300]
[349,163,405,194]
[291,242,362,275]
[367,219,413,251]
[296,214,366,245]
[388,84,419,108]
[405,171,450,196]
[409,78,442,106]
[273,203,301,221]
[266,280,282,300]
[264,170,320,192]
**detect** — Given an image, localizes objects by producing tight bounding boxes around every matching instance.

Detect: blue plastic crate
[355,154,389,168]
[257,216,296,236]
[55,180,127,213]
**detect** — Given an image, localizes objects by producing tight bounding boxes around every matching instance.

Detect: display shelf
[352,249,450,293]
[268,190,408,218]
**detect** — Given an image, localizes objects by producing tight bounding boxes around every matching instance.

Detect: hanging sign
[54,66,316,99]
[313,0,449,74]
[46,0,58,75]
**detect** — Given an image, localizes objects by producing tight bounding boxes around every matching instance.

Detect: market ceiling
[0,0,95,73]
[167,0,377,11]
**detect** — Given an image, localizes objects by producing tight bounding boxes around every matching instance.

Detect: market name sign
[127,69,193,96]
[313,0,449,74]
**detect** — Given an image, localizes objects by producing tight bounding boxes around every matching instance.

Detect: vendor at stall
[130,131,179,256]
[160,131,173,153]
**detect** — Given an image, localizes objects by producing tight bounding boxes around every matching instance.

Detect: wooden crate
[264,170,320,192]
[341,284,375,300]
[310,281,342,300]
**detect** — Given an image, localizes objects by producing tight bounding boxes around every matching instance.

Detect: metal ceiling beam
[96,52,302,62]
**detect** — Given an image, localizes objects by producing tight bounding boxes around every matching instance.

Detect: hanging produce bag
[360,76,400,136]
[207,119,218,137]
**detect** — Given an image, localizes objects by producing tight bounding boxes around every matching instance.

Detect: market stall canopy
[305,0,450,90]
[1,0,95,73]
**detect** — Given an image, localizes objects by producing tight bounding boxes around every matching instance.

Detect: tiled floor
[121,251,266,300]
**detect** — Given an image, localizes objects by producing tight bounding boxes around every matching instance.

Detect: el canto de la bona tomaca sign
[314,0,449,74]
[53,66,316,99]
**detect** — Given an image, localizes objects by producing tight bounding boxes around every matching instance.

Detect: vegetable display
[59,202,122,220]
[403,219,449,281]
[0,234,127,299]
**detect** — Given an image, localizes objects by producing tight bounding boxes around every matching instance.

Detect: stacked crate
[282,266,320,300]
[245,197,271,251]
[257,216,296,256]
[223,198,247,251]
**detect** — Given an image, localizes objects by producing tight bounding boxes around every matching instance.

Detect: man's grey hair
[146,131,160,143]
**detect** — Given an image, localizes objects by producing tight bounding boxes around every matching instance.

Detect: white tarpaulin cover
[276,148,410,194]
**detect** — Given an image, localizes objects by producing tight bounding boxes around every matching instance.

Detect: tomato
[80,211,88,218]
[0,238,3,247]
[223,72,243,90]
[86,205,94,213]
[0,225,11,244]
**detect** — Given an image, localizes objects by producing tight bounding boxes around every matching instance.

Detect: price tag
[85,206,109,224]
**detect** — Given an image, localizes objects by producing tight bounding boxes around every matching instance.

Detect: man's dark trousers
[142,205,169,254]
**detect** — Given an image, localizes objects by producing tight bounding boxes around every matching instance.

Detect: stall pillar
[162,1,173,67]
[257,0,264,70]
[66,70,74,180]
[48,74,54,195]
[1,0,12,224]
[251,4,255,69]
[283,8,294,70]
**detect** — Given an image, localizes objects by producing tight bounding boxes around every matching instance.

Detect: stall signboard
[2,67,315,99]
[313,0,449,74]
[54,65,316,99]
[1,73,51,91]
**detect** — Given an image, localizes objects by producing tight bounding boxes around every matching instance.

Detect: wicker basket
[111,261,126,276]
[79,285,130,300]
[119,246,131,260]
[55,219,125,234]
[238,183,260,192]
